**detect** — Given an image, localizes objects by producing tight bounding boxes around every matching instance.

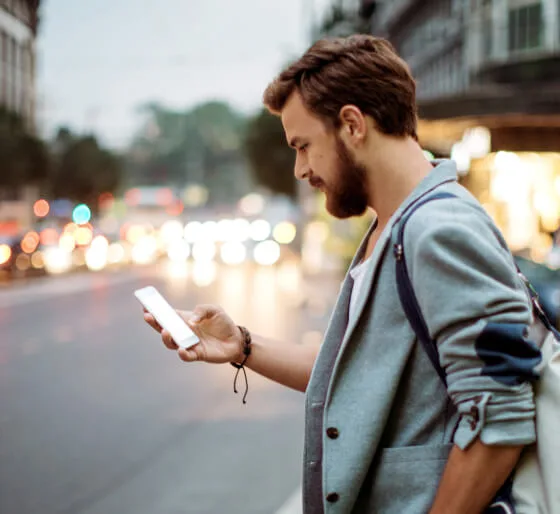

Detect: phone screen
[135,286,199,348]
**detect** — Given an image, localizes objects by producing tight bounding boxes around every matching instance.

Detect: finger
[161,330,179,351]
[144,313,163,333]
[175,310,194,324]
[177,347,199,362]
[191,304,222,324]
[173,310,203,339]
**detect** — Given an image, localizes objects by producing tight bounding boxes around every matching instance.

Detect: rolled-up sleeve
[404,198,541,450]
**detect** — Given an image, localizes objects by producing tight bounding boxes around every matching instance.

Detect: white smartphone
[135,286,199,349]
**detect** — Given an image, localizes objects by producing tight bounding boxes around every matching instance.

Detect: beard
[322,137,369,219]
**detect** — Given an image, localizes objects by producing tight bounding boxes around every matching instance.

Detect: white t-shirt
[348,255,372,324]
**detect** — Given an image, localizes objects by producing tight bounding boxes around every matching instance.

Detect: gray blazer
[303,160,539,513]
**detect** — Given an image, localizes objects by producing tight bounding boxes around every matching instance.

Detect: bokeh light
[192,241,216,262]
[160,220,184,245]
[59,234,76,252]
[238,193,265,216]
[21,232,40,253]
[131,235,158,265]
[220,241,247,265]
[273,222,297,244]
[184,221,203,243]
[85,246,108,271]
[107,243,126,264]
[249,219,271,242]
[167,240,190,262]
[0,244,12,265]
[40,228,59,246]
[33,199,50,217]
[31,252,44,269]
[15,254,31,271]
[44,247,72,274]
[74,227,93,246]
[72,204,92,225]
[253,240,281,266]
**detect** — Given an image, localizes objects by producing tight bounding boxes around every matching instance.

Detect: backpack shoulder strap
[390,191,458,387]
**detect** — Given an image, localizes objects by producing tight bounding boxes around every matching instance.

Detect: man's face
[281,92,369,219]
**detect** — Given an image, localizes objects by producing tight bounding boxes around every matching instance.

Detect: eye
[299,144,309,152]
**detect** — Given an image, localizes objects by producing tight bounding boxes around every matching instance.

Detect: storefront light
[462,127,491,158]
[491,152,530,203]
[451,142,470,175]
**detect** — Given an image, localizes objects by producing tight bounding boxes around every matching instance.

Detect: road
[0,261,337,514]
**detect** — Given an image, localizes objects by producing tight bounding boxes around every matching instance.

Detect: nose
[294,153,310,181]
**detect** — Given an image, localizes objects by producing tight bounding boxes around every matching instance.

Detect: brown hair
[263,35,418,140]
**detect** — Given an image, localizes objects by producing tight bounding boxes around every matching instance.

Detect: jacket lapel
[324,160,460,403]
[324,222,394,404]
[313,219,377,373]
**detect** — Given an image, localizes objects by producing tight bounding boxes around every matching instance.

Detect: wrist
[232,326,245,363]
[232,325,251,364]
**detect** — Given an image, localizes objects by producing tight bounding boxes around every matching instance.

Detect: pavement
[0,261,340,514]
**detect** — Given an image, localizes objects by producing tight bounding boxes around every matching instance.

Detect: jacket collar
[323,159,458,400]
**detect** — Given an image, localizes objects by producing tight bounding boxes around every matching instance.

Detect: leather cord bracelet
[230,325,252,404]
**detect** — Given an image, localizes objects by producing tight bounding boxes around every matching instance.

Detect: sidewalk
[276,487,303,514]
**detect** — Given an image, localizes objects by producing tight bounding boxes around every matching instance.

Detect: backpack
[391,190,560,514]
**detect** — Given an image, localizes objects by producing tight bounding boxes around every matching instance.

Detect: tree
[127,101,252,205]
[52,135,122,210]
[244,109,296,199]
[0,107,50,189]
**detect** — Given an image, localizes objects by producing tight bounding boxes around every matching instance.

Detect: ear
[338,105,367,143]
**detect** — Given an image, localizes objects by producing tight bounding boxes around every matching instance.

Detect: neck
[365,137,433,226]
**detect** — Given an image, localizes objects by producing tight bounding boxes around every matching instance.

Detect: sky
[37,0,332,149]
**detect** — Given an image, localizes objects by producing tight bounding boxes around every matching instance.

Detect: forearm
[243,334,320,393]
[429,439,523,514]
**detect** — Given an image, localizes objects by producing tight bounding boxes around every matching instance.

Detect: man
[144,35,539,513]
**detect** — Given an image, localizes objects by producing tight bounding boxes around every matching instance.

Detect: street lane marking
[275,487,302,514]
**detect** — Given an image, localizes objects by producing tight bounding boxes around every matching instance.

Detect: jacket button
[326,492,340,503]
[326,427,339,439]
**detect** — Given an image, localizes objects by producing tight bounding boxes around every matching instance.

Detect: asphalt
[0,261,338,514]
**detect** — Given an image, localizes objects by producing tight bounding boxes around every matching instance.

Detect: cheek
[310,149,335,181]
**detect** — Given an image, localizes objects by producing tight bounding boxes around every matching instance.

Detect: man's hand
[144,304,244,364]
[429,439,523,514]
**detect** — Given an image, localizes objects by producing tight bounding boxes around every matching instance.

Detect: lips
[309,178,323,190]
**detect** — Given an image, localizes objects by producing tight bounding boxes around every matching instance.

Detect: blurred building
[0,0,39,128]
[369,0,560,262]
[0,0,40,235]
[316,0,377,37]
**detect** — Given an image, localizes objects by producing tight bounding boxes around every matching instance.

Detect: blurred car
[514,255,560,329]
[0,233,47,280]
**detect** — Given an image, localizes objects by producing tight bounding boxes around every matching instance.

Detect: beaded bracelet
[230,325,252,404]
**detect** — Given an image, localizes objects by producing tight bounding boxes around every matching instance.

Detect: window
[482,0,493,57]
[508,1,543,52]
